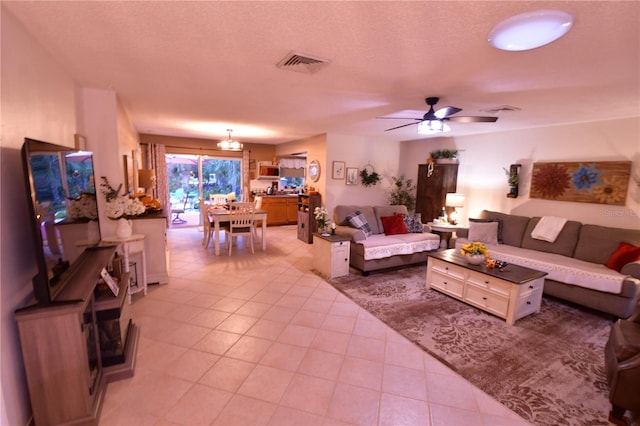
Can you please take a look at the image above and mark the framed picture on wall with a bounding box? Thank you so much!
[346,167,359,185]
[332,161,346,180]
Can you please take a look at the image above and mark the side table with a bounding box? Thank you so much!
[313,233,350,279]
[428,222,467,249]
[102,234,147,303]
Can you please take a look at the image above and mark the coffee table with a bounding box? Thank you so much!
[426,249,548,325]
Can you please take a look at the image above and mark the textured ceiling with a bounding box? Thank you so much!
[4,1,639,144]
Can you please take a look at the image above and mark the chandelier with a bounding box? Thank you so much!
[217,129,243,151]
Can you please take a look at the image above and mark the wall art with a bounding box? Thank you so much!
[530,161,631,205]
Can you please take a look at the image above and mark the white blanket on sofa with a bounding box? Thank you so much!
[359,234,441,260]
[531,216,567,243]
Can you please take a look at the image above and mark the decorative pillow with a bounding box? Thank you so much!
[467,221,499,245]
[606,242,640,272]
[346,210,373,237]
[403,213,424,233]
[469,218,503,243]
[380,214,408,235]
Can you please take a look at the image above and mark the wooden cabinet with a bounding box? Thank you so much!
[261,196,298,226]
[131,216,169,284]
[313,234,350,278]
[415,163,458,224]
[297,193,321,243]
[426,254,545,325]
[15,246,137,426]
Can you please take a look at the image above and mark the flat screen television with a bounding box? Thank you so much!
[21,138,101,305]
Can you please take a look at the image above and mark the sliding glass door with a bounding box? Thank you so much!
[166,154,242,223]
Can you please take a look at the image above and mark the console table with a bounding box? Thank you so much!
[426,249,547,325]
[102,234,147,303]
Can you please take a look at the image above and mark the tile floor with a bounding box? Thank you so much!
[99,225,529,425]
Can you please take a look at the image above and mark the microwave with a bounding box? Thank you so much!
[257,162,279,180]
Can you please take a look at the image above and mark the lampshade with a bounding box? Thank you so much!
[138,169,156,189]
[417,120,451,135]
[445,193,465,208]
[488,10,573,51]
[217,129,244,151]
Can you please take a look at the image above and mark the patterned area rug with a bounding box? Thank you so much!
[325,264,613,426]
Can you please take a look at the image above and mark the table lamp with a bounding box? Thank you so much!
[138,169,156,196]
[445,193,465,225]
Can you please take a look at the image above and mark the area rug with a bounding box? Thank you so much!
[324,265,613,426]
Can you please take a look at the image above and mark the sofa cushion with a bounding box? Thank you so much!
[521,217,581,257]
[334,205,379,234]
[403,213,424,233]
[469,218,503,243]
[478,210,530,247]
[574,225,640,264]
[346,210,373,237]
[467,221,499,245]
[607,242,640,272]
[380,214,408,235]
[373,205,408,236]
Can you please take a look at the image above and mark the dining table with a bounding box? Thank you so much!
[207,207,268,255]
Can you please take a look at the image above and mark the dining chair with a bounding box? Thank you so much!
[199,198,215,248]
[253,196,263,240]
[227,203,255,255]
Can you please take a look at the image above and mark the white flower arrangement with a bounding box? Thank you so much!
[101,176,146,220]
[66,193,98,220]
[314,206,329,229]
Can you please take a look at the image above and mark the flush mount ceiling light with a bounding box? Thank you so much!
[217,129,243,151]
[488,10,573,51]
[417,120,451,135]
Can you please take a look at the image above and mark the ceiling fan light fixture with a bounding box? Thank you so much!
[217,129,243,151]
[417,120,450,135]
[488,10,573,51]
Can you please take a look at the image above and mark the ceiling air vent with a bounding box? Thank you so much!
[481,105,521,114]
[276,51,331,74]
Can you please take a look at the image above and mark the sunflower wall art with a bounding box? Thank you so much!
[530,161,631,205]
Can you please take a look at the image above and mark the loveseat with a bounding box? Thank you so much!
[454,210,640,318]
[333,205,441,275]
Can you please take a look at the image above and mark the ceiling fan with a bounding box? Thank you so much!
[380,97,498,133]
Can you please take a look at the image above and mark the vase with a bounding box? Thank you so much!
[466,254,485,265]
[115,218,132,239]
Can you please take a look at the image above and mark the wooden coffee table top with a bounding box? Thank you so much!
[428,249,548,285]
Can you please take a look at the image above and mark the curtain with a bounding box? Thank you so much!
[147,143,170,225]
[243,149,250,201]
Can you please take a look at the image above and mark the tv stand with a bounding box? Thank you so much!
[15,246,138,426]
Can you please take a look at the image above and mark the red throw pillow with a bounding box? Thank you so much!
[380,214,408,235]
[606,242,640,272]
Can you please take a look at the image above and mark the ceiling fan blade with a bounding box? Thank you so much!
[376,117,422,120]
[446,115,498,123]
[434,106,462,119]
[384,121,421,131]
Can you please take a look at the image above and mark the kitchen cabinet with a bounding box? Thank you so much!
[260,196,298,226]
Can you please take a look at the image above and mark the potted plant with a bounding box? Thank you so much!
[389,175,416,211]
[429,149,459,164]
[360,168,381,187]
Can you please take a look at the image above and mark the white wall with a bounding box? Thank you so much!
[324,133,400,218]
[401,118,640,229]
[0,6,78,425]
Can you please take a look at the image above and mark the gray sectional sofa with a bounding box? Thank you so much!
[455,210,640,318]
[333,205,441,275]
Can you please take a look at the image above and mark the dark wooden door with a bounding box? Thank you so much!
[415,163,458,223]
